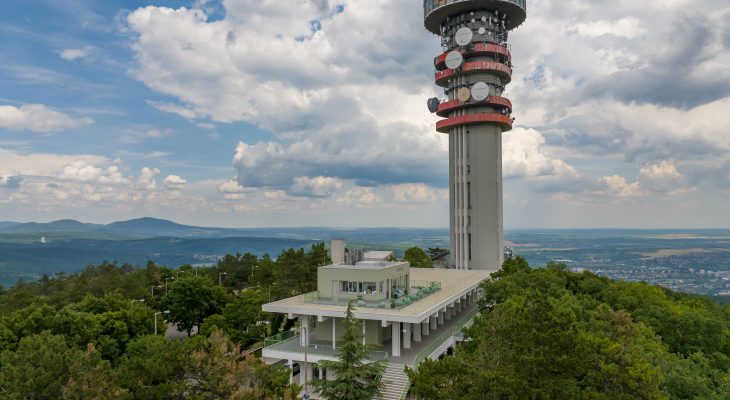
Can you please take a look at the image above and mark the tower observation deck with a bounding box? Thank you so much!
[424,0,526,270]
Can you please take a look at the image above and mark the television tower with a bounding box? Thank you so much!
[424,0,526,270]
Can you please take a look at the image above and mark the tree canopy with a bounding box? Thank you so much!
[408,257,730,399]
[403,246,433,268]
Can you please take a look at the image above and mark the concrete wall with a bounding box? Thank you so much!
[316,263,410,299]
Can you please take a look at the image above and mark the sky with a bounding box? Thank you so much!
[0,0,729,229]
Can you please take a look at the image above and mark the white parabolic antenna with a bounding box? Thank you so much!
[471,82,490,101]
[445,51,463,69]
[478,27,486,35]
[454,27,473,46]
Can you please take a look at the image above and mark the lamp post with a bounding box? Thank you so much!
[150,285,162,297]
[165,277,174,294]
[302,326,309,399]
[154,310,170,335]
[219,272,227,285]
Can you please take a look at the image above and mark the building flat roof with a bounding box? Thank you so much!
[363,251,394,260]
[262,268,493,324]
[319,260,405,270]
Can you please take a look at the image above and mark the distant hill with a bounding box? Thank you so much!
[0,222,19,230]
[0,236,317,286]
[103,217,227,237]
[1,219,102,234]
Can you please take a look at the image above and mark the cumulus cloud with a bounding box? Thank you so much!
[164,175,187,190]
[389,183,448,203]
[289,176,343,198]
[504,128,577,179]
[0,104,94,133]
[58,160,129,185]
[137,167,160,190]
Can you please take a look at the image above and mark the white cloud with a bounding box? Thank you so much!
[58,160,129,185]
[137,167,160,190]
[164,175,187,190]
[59,46,95,61]
[389,183,448,203]
[289,176,343,198]
[568,18,646,39]
[638,160,684,192]
[0,104,94,133]
[504,128,577,179]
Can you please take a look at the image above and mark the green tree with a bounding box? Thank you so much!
[117,335,187,399]
[403,246,433,268]
[311,302,386,400]
[0,331,78,399]
[426,247,449,261]
[184,329,299,399]
[62,344,130,400]
[160,275,228,336]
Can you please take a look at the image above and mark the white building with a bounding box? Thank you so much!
[261,241,493,398]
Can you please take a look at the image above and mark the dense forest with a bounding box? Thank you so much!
[408,257,730,399]
[0,244,328,399]
[2,246,729,399]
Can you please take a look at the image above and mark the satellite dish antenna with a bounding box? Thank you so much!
[427,97,440,113]
[454,27,473,46]
[444,51,463,69]
[471,82,489,101]
[471,18,476,23]
[478,27,486,35]
[457,87,471,102]
[481,16,487,22]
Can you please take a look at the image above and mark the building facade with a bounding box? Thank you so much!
[261,241,491,398]
[425,0,527,270]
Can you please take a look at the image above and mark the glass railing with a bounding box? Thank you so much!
[303,281,442,309]
[263,329,297,348]
[263,334,388,361]
[424,0,527,16]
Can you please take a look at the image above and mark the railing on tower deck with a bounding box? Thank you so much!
[302,281,442,309]
[410,306,481,368]
[263,329,297,348]
[262,330,389,361]
[424,0,527,16]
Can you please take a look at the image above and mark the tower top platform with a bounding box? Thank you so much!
[424,0,527,34]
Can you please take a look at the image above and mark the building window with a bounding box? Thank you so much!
[365,282,377,295]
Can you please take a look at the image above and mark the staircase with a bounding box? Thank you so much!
[377,363,410,400]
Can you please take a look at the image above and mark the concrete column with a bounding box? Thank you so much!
[455,299,462,313]
[332,317,337,349]
[362,320,366,345]
[403,323,411,349]
[438,310,445,325]
[391,322,401,357]
[288,359,294,384]
[445,306,452,321]
[430,314,437,330]
[422,320,430,336]
[413,322,422,342]
[300,315,310,346]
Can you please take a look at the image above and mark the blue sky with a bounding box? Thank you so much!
[1,0,729,228]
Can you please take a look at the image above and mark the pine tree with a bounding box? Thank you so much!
[310,302,387,400]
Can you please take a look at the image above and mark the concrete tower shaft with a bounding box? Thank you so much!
[424,0,526,270]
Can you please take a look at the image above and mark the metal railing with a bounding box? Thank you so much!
[410,307,481,368]
[424,0,527,16]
